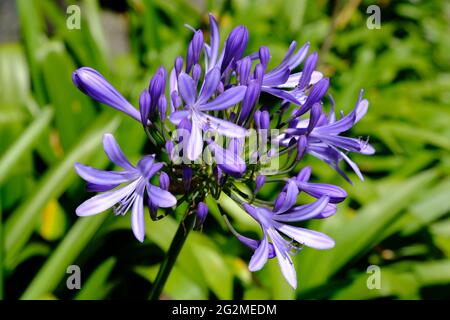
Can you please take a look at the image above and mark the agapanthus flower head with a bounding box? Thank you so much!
[72,13,374,289]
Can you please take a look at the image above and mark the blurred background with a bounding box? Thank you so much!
[0,0,449,300]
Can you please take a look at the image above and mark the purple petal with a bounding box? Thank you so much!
[266,228,297,289]
[168,110,189,126]
[238,79,261,125]
[316,204,337,219]
[287,42,310,70]
[103,134,135,171]
[298,52,318,90]
[72,67,141,122]
[192,64,202,84]
[186,30,204,73]
[237,56,252,85]
[175,56,183,75]
[259,46,270,70]
[147,185,177,208]
[335,147,365,181]
[298,78,329,116]
[296,135,308,161]
[195,202,209,228]
[272,196,330,222]
[307,103,323,133]
[199,86,247,111]
[223,216,276,258]
[169,69,179,112]
[187,115,204,160]
[139,90,151,125]
[178,73,197,106]
[274,222,335,250]
[313,134,366,153]
[135,155,152,174]
[74,163,133,185]
[208,141,246,176]
[199,113,248,138]
[255,175,266,193]
[131,184,145,242]
[261,87,302,105]
[159,172,170,190]
[208,13,220,70]
[263,67,291,87]
[274,180,299,214]
[249,234,269,271]
[197,67,221,105]
[221,26,249,73]
[298,182,347,203]
[76,179,140,216]
[272,41,297,72]
[355,98,369,123]
[276,72,302,88]
[296,166,312,182]
[182,166,192,191]
[86,182,119,193]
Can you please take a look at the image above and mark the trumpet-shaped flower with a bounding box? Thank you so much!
[75,134,176,242]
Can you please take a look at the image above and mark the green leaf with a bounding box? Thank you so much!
[75,257,116,300]
[4,114,120,270]
[298,170,438,292]
[0,108,53,185]
[136,265,207,300]
[21,212,108,299]
[39,41,96,150]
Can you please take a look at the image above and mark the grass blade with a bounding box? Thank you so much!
[0,108,53,185]
[21,213,108,299]
[4,114,120,269]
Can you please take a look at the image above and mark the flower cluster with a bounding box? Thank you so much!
[72,14,374,289]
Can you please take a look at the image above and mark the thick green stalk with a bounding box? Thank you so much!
[148,213,196,300]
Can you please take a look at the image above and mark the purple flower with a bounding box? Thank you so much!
[239,181,334,288]
[72,67,141,122]
[74,134,176,242]
[280,91,375,182]
[259,42,312,105]
[168,67,248,160]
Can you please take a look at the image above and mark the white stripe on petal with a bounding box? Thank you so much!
[76,179,140,216]
[273,222,335,250]
[199,113,248,138]
[187,116,204,160]
[266,228,297,289]
[131,184,145,242]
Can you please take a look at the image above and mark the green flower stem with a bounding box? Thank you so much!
[0,198,3,300]
[148,212,196,300]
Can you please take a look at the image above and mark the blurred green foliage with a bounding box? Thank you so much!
[0,0,449,300]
